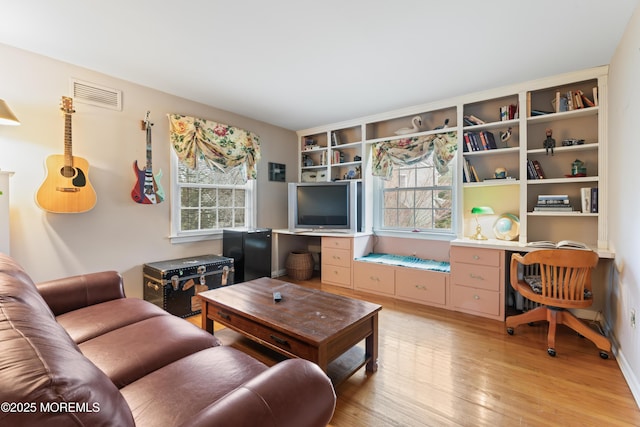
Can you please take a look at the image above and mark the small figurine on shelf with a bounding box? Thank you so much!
[433,118,450,130]
[500,127,512,147]
[543,128,555,155]
[394,116,422,135]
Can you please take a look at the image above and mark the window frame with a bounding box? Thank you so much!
[169,151,256,244]
[372,154,458,241]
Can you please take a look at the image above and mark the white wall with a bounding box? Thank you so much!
[0,43,297,298]
[607,5,640,405]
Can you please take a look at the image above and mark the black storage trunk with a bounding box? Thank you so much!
[143,254,234,318]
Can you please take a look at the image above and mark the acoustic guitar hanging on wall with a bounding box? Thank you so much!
[131,111,164,204]
[36,96,97,213]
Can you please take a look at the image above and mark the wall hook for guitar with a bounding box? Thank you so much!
[36,96,97,213]
[132,111,164,204]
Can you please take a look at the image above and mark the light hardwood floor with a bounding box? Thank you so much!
[191,274,640,426]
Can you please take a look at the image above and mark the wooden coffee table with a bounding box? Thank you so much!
[199,277,382,384]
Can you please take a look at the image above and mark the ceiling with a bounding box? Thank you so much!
[0,1,637,131]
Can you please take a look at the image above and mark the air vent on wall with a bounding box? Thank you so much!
[70,78,122,111]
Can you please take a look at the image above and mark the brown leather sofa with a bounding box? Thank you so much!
[0,254,336,427]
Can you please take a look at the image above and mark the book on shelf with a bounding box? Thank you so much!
[532,160,545,179]
[531,109,553,116]
[463,115,485,126]
[591,187,598,213]
[526,240,590,250]
[581,187,591,213]
[527,159,546,179]
[470,164,480,182]
[533,205,575,212]
[577,90,596,108]
[463,159,471,182]
[537,194,569,204]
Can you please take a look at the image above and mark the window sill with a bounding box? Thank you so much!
[372,228,457,241]
[169,231,222,244]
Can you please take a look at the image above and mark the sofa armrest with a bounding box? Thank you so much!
[181,359,336,427]
[36,271,126,316]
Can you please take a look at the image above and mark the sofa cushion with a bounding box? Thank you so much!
[121,346,268,427]
[79,314,220,388]
[56,297,168,343]
[0,255,135,427]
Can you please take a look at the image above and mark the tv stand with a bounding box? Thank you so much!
[273,229,373,289]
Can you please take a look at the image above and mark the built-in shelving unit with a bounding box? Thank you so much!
[296,66,609,251]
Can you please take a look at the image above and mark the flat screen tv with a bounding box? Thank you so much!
[288,181,360,233]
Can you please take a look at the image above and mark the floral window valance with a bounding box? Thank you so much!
[372,132,458,180]
[168,114,261,181]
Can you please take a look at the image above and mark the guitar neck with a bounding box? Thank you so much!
[146,125,153,170]
[64,110,73,167]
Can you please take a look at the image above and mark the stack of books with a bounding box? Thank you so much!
[533,195,574,212]
[527,159,545,179]
[463,131,498,152]
[580,187,599,213]
[500,104,518,121]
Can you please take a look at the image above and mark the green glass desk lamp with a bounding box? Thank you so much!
[470,206,494,240]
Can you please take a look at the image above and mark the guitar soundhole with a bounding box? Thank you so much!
[61,166,76,178]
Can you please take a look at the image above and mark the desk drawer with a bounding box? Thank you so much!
[321,264,351,287]
[451,284,501,317]
[353,262,395,295]
[395,268,447,305]
[451,263,501,292]
[451,246,501,267]
[323,247,351,268]
[209,306,315,360]
[322,237,351,251]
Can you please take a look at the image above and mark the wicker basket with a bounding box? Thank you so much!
[285,251,314,281]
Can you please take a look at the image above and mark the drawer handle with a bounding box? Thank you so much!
[469,273,485,281]
[217,311,231,321]
[369,276,380,282]
[270,334,291,348]
[415,284,426,290]
[333,255,341,260]
[146,281,159,291]
[473,255,480,260]
[474,295,480,300]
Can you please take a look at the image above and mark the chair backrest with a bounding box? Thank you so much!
[511,249,599,302]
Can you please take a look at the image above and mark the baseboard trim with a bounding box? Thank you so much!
[605,320,640,409]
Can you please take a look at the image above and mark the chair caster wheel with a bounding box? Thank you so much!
[599,351,609,359]
[547,348,556,357]
[506,328,514,335]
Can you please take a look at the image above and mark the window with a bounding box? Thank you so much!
[170,153,255,242]
[375,154,455,237]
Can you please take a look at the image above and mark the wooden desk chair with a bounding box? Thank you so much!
[506,249,611,358]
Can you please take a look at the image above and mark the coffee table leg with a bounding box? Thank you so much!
[202,302,214,333]
[366,313,379,372]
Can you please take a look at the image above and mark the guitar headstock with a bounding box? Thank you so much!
[60,96,75,115]
[142,110,154,130]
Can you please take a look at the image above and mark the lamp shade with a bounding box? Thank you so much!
[0,99,20,126]
[471,206,494,215]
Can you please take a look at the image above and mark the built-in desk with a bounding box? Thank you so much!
[273,229,373,289]
[451,238,614,320]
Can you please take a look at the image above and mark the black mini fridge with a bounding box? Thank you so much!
[223,228,272,283]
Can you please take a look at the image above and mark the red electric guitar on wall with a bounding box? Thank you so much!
[36,96,97,213]
[132,111,164,204]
